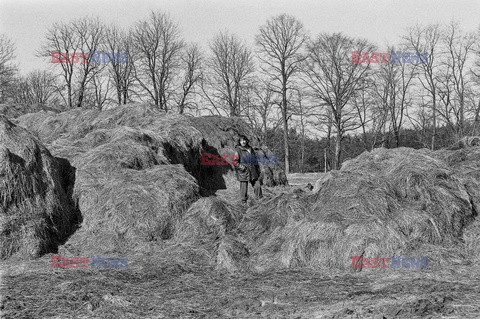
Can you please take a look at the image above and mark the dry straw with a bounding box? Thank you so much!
[11,104,286,258]
[9,102,478,273]
[0,115,79,259]
[239,147,479,272]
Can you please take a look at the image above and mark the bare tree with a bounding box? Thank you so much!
[303,33,375,169]
[73,17,106,108]
[403,24,442,150]
[9,76,28,104]
[290,86,315,173]
[440,21,477,139]
[352,76,377,150]
[471,27,480,135]
[406,95,433,148]
[372,46,417,147]
[104,25,134,105]
[204,32,254,117]
[40,22,81,108]
[256,14,307,174]
[239,77,279,146]
[131,11,185,110]
[177,43,202,114]
[26,70,58,105]
[0,34,17,102]
[252,80,278,144]
[84,72,112,109]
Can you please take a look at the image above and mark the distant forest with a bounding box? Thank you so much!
[1,11,479,173]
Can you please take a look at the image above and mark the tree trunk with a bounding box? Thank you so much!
[263,115,267,145]
[76,85,85,108]
[335,128,342,170]
[67,84,72,108]
[394,128,400,147]
[431,93,436,150]
[301,129,305,173]
[117,85,122,104]
[123,83,128,104]
[282,66,290,174]
[459,94,464,138]
[282,107,290,174]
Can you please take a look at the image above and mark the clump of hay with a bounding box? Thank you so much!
[254,148,288,187]
[61,165,200,255]
[448,136,480,150]
[215,234,250,272]
[433,146,480,215]
[240,147,477,272]
[0,103,59,120]
[14,103,163,145]
[462,217,480,264]
[175,197,242,241]
[174,197,249,272]
[0,116,79,259]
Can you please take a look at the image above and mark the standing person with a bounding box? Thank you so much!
[234,135,263,204]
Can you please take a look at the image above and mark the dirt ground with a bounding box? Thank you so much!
[2,253,480,318]
[2,173,480,319]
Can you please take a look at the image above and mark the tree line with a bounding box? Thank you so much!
[0,11,479,172]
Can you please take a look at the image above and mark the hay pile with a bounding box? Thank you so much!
[12,104,286,257]
[15,105,203,255]
[432,145,480,265]
[4,98,480,276]
[8,99,479,272]
[0,115,79,259]
[173,142,480,273]
[234,147,478,271]
[0,103,59,120]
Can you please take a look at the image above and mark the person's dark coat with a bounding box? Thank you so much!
[235,145,261,182]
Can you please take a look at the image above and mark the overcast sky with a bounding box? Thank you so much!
[1,0,479,74]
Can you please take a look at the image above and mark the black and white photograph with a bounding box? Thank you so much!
[1,0,480,317]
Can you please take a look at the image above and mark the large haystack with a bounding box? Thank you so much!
[16,106,203,255]
[0,116,79,259]
[238,147,477,271]
[13,104,286,256]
